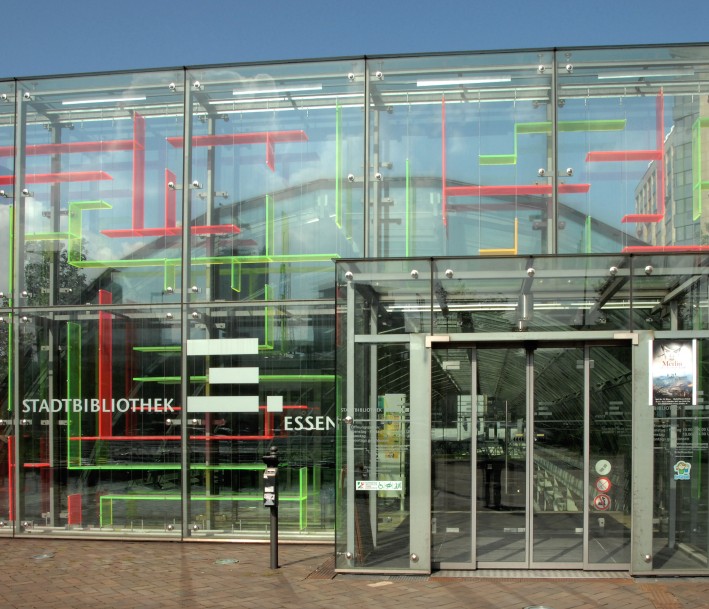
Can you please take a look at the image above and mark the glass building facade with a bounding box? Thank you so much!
[1,44,709,574]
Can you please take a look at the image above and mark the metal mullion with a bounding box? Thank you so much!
[345,279,356,566]
[470,345,478,567]
[368,289,378,549]
[201,114,216,532]
[583,344,591,567]
[409,334,432,573]
[526,348,534,566]
[46,119,62,527]
[550,51,558,255]
[12,84,27,535]
[179,70,193,540]
[363,63,372,258]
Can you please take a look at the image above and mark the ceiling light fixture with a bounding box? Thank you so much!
[416,76,512,87]
[210,92,362,106]
[232,84,322,96]
[62,96,146,106]
[597,69,694,80]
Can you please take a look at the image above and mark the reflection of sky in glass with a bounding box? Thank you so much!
[0,103,11,296]
[0,50,705,300]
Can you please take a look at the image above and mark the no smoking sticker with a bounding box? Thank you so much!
[594,494,611,511]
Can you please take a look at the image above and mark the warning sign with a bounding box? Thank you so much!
[356,480,403,491]
[595,477,612,493]
[593,494,611,511]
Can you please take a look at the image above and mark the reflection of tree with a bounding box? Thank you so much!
[0,320,8,406]
[24,245,88,306]
[10,245,91,404]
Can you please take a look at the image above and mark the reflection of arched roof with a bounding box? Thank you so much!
[85,175,644,298]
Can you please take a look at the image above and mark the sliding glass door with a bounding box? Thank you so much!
[431,342,632,569]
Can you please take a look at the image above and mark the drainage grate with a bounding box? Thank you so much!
[307,556,336,580]
[385,575,429,581]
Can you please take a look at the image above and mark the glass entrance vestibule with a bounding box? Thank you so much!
[335,254,709,575]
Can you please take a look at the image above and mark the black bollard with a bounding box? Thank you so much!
[262,446,280,569]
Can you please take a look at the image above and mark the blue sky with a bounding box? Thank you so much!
[2,0,708,78]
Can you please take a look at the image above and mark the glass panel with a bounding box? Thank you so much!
[589,344,632,565]
[368,51,553,258]
[339,259,433,336]
[185,302,336,538]
[0,80,13,301]
[342,252,709,337]
[652,338,708,570]
[431,347,472,564]
[0,80,13,534]
[557,45,709,255]
[15,306,182,536]
[532,346,584,564]
[0,314,9,533]
[631,254,709,331]
[16,70,185,306]
[336,342,411,570]
[476,347,527,563]
[432,255,633,334]
[185,60,365,304]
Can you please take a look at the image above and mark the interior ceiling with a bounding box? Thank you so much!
[431,340,632,410]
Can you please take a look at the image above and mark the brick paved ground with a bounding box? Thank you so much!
[1,538,709,609]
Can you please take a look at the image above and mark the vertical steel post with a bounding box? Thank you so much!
[631,331,654,573]
[345,277,356,564]
[12,82,27,534]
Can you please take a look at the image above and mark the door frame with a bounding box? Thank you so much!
[341,330,638,575]
[341,333,432,575]
[429,335,633,571]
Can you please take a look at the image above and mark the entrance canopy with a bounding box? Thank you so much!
[338,253,708,405]
[337,253,709,339]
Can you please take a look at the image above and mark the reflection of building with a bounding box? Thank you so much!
[1,44,709,578]
[635,97,709,247]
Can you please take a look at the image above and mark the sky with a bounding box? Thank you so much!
[2,0,709,78]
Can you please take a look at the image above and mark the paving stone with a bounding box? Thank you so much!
[0,538,706,608]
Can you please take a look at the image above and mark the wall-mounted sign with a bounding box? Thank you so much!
[652,340,696,407]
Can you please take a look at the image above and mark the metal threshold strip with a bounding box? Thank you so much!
[432,569,631,579]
